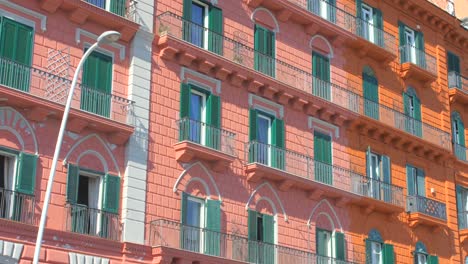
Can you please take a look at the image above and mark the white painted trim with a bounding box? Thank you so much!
[181,67,221,94]
[316,212,335,231]
[245,181,288,222]
[251,7,280,33]
[63,134,120,176]
[249,94,284,118]
[0,239,24,263]
[0,107,38,154]
[173,161,223,203]
[75,28,125,60]
[307,199,342,232]
[309,35,334,59]
[308,116,339,138]
[0,0,47,31]
[69,252,110,264]
[76,149,109,172]
[185,177,211,198]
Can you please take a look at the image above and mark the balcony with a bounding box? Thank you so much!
[406,195,447,229]
[399,45,437,86]
[174,118,236,171]
[149,219,358,264]
[244,141,404,213]
[458,211,468,243]
[454,143,467,162]
[39,0,139,42]
[156,13,451,158]
[0,188,35,225]
[448,72,468,106]
[65,203,121,241]
[0,57,134,144]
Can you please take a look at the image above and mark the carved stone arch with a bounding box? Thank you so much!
[415,241,428,254]
[0,107,38,153]
[251,7,280,33]
[245,181,288,221]
[309,34,334,59]
[367,228,383,242]
[63,133,120,175]
[173,161,222,202]
[406,86,419,98]
[308,199,342,232]
[363,65,377,80]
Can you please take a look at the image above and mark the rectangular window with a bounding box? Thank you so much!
[361,5,374,42]
[183,196,204,252]
[73,172,102,236]
[447,52,461,88]
[247,210,275,264]
[403,91,422,137]
[81,50,112,118]
[254,24,275,77]
[190,1,208,48]
[189,89,207,144]
[312,52,331,100]
[314,131,332,185]
[257,114,272,166]
[406,165,425,196]
[371,242,383,264]
[366,148,392,202]
[399,23,425,67]
[316,229,332,262]
[0,17,33,92]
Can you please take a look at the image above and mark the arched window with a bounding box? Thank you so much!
[365,229,394,264]
[363,66,379,120]
[310,35,333,101]
[403,87,422,137]
[413,241,438,264]
[452,111,466,160]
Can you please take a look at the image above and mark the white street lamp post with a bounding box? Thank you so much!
[32,30,121,264]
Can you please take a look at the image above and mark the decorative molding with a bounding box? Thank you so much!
[250,7,280,33]
[0,0,47,31]
[69,252,110,264]
[0,107,38,154]
[173,161,223,202]
[249,94,284,118]
[245,181,288,222]
[308,116,339,138]
[309,35,334,59]
[0,239,24,263]
[307,199,343,232]
[75,28,125,60]
[180,67,221,94]
[76,149,109,172]
[185,177,212,197]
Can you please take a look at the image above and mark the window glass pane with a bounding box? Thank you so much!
[256,215,263,241]
[186,199,201,227]
[77,175,89,206]
[371,242,382,264]
[257,116,270,144]
[191,3,204,25]
[190,2,205,47]
[417,254,427,264]
[189,93,203,121]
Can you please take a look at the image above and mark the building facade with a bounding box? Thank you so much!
[0,0,466,263]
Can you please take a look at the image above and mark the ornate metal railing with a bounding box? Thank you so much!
[156,12,451,151]
[0,56,134,125]
[65,203,121,241]
[454,143,467,162]
[448,71,468,92]
[149,219,358,263]
[399,44,437,75]
[406,195,447,221]
[0,188,35,225]
[355,17,397,55]
[350,174,405,207]
[84,0,138,21]
[176,118,236,156]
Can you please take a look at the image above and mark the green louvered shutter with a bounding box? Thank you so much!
[456,186,465,228]
[403,92,413,134]
[406,165,415,196]
[428,255,439,264]
[382,155,391,202]
[413,95,422,137]
[335,232,345,260]
[266,28,275,77]
[356,0,362,18]
[66,164,79,203]
[110,0,126,16]
[254,25,265,74]
[382,244,394,264]
[328,0,336,23]
[208,6,223,55]
[365,239,372,264]
[415,31,426,68]
[205,199,221,256]
[398,22,406,64]
[366,147,371,179]
[249,109,258,163]
[262,214,275,263]
[458,118,466,146]
[206,94,221,150]
[248,209,258,263]
[180,192,188,249]
[254,25,275,77]
[373,8,384,47]
[182,0,192,41]
[312,52,331,100]
[179,83,191,141]
[15,152,37,195]
[363,71,379,120]
[448,52,461,88]
[272,118,285,170]
[102,174,120,214]
[416,168,425,196]
[314,132,332,185]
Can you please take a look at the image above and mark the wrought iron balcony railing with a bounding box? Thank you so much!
[65,203,121,241]
[458,211,468,230]
[0,56,134,125]
[454,143,467,162]
[176,118,236,156]
[245,141,404,207]
[84,0,138,21]
[399,44,437,75]
[448,71,468,92]
[406,195,447,221]
[156,12,451,151]
[149,219,358,263]
[355,18,397,55]
[0,188,35,225]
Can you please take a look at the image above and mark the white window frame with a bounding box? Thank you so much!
[361,4,374,42]
[371,241,383,264]
[0,152,18,219]
[258,114,272,166]
[77,170,103,236]
[192,0,210,49]
[186,195,205,252]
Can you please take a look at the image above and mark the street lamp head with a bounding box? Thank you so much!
[97,31,121,45]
